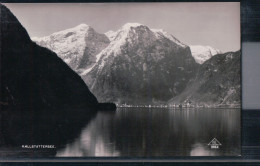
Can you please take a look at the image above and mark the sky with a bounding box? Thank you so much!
[4,3,240,52]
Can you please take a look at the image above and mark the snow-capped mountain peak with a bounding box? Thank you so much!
[76,23,90,28]
[151,28,187,48]
[95,23,193,76]
[95,23,155,71]
[189,45,222,64]
[32,23,92,40]
[105,23,146,42]
[122,22,143,29]
[32,23,110,71]
[83,23,198,104]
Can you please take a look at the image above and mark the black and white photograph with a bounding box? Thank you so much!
[0,2,241,157]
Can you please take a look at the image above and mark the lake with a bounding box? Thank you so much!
[56,108,241,157]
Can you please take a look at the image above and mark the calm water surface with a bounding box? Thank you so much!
[56,108,241,157]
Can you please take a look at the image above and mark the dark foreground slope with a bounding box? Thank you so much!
[0,5,101,148]
[170,51,241,107]
[0,4,98,110]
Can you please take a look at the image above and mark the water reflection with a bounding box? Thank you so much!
[57,112,120,157]
[190,143,218,156]
[0,107,97,157]
[57,108,241,157]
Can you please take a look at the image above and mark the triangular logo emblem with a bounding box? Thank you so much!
[208,138,222,148]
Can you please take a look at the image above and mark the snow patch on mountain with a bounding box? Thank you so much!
[189,45,222,64]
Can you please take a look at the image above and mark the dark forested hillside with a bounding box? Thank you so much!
[170,51,241,107]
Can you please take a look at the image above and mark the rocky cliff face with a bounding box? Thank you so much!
[82,23,198,104]
[0,4,98,110]
[170,51,241,107]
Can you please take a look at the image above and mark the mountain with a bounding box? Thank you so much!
[169,51,241,107]
[82,23,199,104]
[0,4,98,110]
[190,45,222,64]
[30,21,239,107]
[32,24,110,73]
